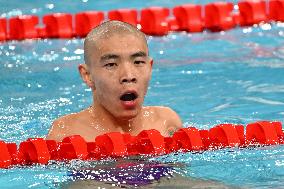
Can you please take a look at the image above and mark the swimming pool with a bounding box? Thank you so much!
[1,0,284,188]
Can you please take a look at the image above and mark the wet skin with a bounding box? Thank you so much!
[47,33,182,142]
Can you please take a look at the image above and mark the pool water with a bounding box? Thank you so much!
[1,0,284,188]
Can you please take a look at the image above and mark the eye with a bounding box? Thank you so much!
[134,60,146,66]
[104,63,117,69]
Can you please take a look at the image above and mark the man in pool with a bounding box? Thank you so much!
[46,20,182,142]
[47,20,235,189]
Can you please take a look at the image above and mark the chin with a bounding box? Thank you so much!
[117,110,139,121]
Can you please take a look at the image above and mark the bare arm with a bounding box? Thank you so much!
[46,118,68,142]
[165,107,183,135]
[156,106,182,136]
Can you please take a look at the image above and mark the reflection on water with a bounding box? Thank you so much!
[67,157,175,187]
[61,157,236,189]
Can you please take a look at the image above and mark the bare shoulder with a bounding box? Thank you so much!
[46,111,82,141]
[146,106,183,135]
[155,106,182,125]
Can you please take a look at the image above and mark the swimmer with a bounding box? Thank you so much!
[47,20,238,189]
[46,20,182,142]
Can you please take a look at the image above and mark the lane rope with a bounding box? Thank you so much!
[0,0,283,41]
[0,120,283,168]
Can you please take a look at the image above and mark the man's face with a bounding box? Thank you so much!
[88,33,152,120]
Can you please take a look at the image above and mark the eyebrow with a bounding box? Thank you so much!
[100,54,119,61]
[100,51,147,62]
[130,51,147,58]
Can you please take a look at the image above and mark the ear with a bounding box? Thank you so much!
[78,64,95,89]
[150,58,154,68]
[149,58,153,79]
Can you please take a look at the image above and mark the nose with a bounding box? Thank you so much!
[119,64,137,84]
[121,77,137,84]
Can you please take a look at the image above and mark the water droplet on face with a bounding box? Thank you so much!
[143,110,150,117]
[163,120,167,126]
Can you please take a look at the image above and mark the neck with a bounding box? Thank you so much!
[90,101,142,133]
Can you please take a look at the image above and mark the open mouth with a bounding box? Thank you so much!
[120,92,138,101]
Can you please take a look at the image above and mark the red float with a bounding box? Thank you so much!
[232,12,241,26]
[238,0,268,26]
[36,27,47,38]
[271,121,284,144]
[167,18,180,31]
[246,121,279,145]
[122,133,138,155]
[199,130,211,150]
[6,143,17,165]
[173,127,204,151]
[95,132,128,157]
[140,7,170,36]
[46,140,59,160]
[209,124,242,148]
[0,141,12,168]
[205,2,236,32]
[58,135,88,160]
[235,125,245,146]
[108,9,138,26]
[43,13,73,38]
[269,0,284,22]
[75,11,104,38]
[0,18,7,41]
[164,137,180,153]
[136,129,166,155]
[173,4,203,32]
[27,138,50,164]
[87,142,101,159]
[18,138,50,165]
[9,15,39,40]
